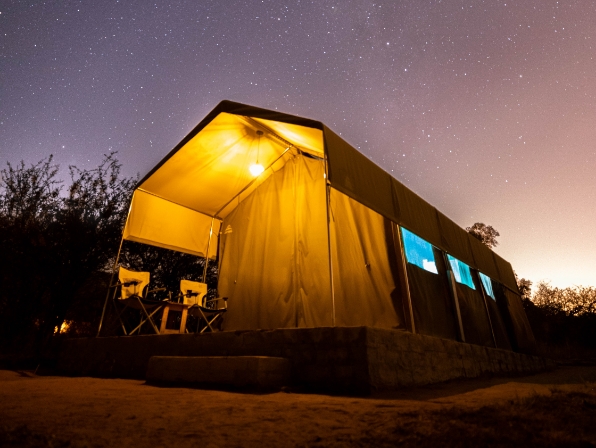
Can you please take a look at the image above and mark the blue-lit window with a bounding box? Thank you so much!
[401,227,438,274]
[447,255,476,290]
[479,273,495,300]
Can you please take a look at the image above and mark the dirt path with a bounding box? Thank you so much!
[1,367,595,447]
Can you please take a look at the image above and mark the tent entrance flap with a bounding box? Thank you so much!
[123,189,220,258]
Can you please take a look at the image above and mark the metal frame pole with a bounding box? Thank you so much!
[477,271,498,348]
[324,158,336,327]
[97,233,125,337]
[394,224,416,334]
[443,252,466,343]
[97,193,135,337]
[202,217,215,283]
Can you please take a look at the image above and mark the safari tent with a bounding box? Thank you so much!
[117,100,536,354]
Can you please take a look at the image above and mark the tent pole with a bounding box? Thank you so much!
[97,233,125,337]
[97,193,135,337]
[478,272,498,348]
[443,252,466,343]
[202,217,215,283]
[324,165,336,327]
[394,224,416,334]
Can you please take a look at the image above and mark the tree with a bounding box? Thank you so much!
[0,157,62,351]
[466,222,500,249]
[514,271,533,301]
[0,154,136,355]
[532,282,596,317]
[522,281,596,351]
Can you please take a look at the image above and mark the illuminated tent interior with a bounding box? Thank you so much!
[120,100,536,353]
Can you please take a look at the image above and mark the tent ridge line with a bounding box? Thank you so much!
[213,145,295,217]
[239,115,305,154]
[136,188,221,222]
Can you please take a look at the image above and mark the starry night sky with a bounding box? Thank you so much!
[1,0,595,288]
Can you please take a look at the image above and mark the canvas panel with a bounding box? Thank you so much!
[392,179,442,246]
[455,276,494,347]
[436,211,475,266]
[218,155,332,330]
[493,252,519,292]
[484,294,513,350]
[468,234,500,280]
[123,190,220,258]
[251,117,324,156]
[329,189,404,329]
[406,248,459,341]
[323,126,397,222]
[139,112,299,218]
[500,287,538,354]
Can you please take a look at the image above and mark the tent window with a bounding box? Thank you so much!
[401,227,438,274]
[447,254,476,290]
[479,272,495,300]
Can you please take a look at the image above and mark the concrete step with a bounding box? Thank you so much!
[146,356,290,389]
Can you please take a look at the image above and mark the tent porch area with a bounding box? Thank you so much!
[58,327,554,394]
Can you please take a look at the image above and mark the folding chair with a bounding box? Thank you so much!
[180,279,227,333]
[113,267,166,335]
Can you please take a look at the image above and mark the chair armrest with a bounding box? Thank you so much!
[205,297,227,304]
[147,287,166,294]
[205,297,228,309]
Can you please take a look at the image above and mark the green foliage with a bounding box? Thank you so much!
[466,222,500,249]
[532,281,596,317]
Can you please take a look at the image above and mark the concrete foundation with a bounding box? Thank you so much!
[146,356,290,389]
[57,327,555,394]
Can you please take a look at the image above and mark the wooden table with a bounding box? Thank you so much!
[159,302,190,334]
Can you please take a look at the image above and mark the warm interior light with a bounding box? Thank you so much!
[249,163,265,177]
[249,129,265,177]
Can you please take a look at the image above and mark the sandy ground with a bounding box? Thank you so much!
[1,366,595,447]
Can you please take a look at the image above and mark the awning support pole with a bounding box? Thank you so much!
[97,195,136,337]
[97,233,125,337]
[203,217,215,283]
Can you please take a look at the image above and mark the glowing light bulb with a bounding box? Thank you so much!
[249,163,264,177]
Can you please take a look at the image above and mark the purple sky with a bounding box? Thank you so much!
[1,0,594,288]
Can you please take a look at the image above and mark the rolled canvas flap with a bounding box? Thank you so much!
[123,190,220,259]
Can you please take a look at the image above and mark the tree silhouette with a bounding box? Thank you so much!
[524,281,596,351]
[466,222,500,249]
[0,154,135,355]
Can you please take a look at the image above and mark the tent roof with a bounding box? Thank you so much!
[138,100,324,188]
[132,100,519,292]
[137,101,324,219]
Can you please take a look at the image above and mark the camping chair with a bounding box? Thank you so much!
[180,279,227,333]
[113,267,166,335]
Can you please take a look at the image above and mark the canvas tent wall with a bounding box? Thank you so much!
[119,100,536,353]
